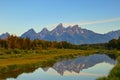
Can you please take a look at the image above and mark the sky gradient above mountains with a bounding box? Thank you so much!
[0,0,120,35]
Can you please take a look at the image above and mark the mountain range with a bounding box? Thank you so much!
[0,32,10,39]
[0,23,120,44]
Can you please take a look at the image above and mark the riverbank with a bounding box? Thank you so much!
[97,50,120,80]
[0,48,120,79]
[0,49,97,79]
[0,49,97,67]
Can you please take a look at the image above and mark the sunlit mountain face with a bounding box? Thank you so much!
[1,23,120,44]
[20,23,120,44]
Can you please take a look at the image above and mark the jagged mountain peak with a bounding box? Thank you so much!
[67,25,72,28]
[12,23,120,44]
[27,28,36,33]
[55,23,65,31]
[107,29,120,34]
[56,23,64,28]
[38,28,50,39]
[51,23,65,36]
[41,28,49,32]
[71,24,82,30]
[106,29,120,39]
[2,32,10,36]
[21,28,37,40]
[72,24,79,28]
[53,23,65,31]
[1,23,120,44]
[0,32,10,39]
[66,24,83,34]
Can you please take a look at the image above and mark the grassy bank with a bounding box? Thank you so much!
[0,49,97,67]
[97,50,120,80]
[0,48,119,79]
[0,49,97,79]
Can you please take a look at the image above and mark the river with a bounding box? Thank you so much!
[6,54,117,80]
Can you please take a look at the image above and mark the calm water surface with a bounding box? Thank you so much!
[6,54,117,80]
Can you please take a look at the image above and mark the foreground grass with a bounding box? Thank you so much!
[0,48,120,79]
[0,48,97,79]
[0,49,97,67]
[97,50,120,80]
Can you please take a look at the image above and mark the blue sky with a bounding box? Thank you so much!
[0,0,120,36]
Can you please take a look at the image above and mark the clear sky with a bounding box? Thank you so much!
[0,0,120,36]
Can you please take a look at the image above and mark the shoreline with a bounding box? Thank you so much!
[0,49,119,80]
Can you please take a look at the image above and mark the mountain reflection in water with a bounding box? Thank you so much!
[7,54,117,80]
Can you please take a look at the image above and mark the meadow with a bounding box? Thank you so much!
[0,48,120,79]
[0,36,120,79]
[0,49,97,79]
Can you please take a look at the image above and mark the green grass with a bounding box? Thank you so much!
[0,48,120,80]
[97,50,120,80]
[0,49,97,79]
[0,49,97,67]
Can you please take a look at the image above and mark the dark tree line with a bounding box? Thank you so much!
[0,35,76,50]
[107,37,120,50]
[0,35,108,50]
